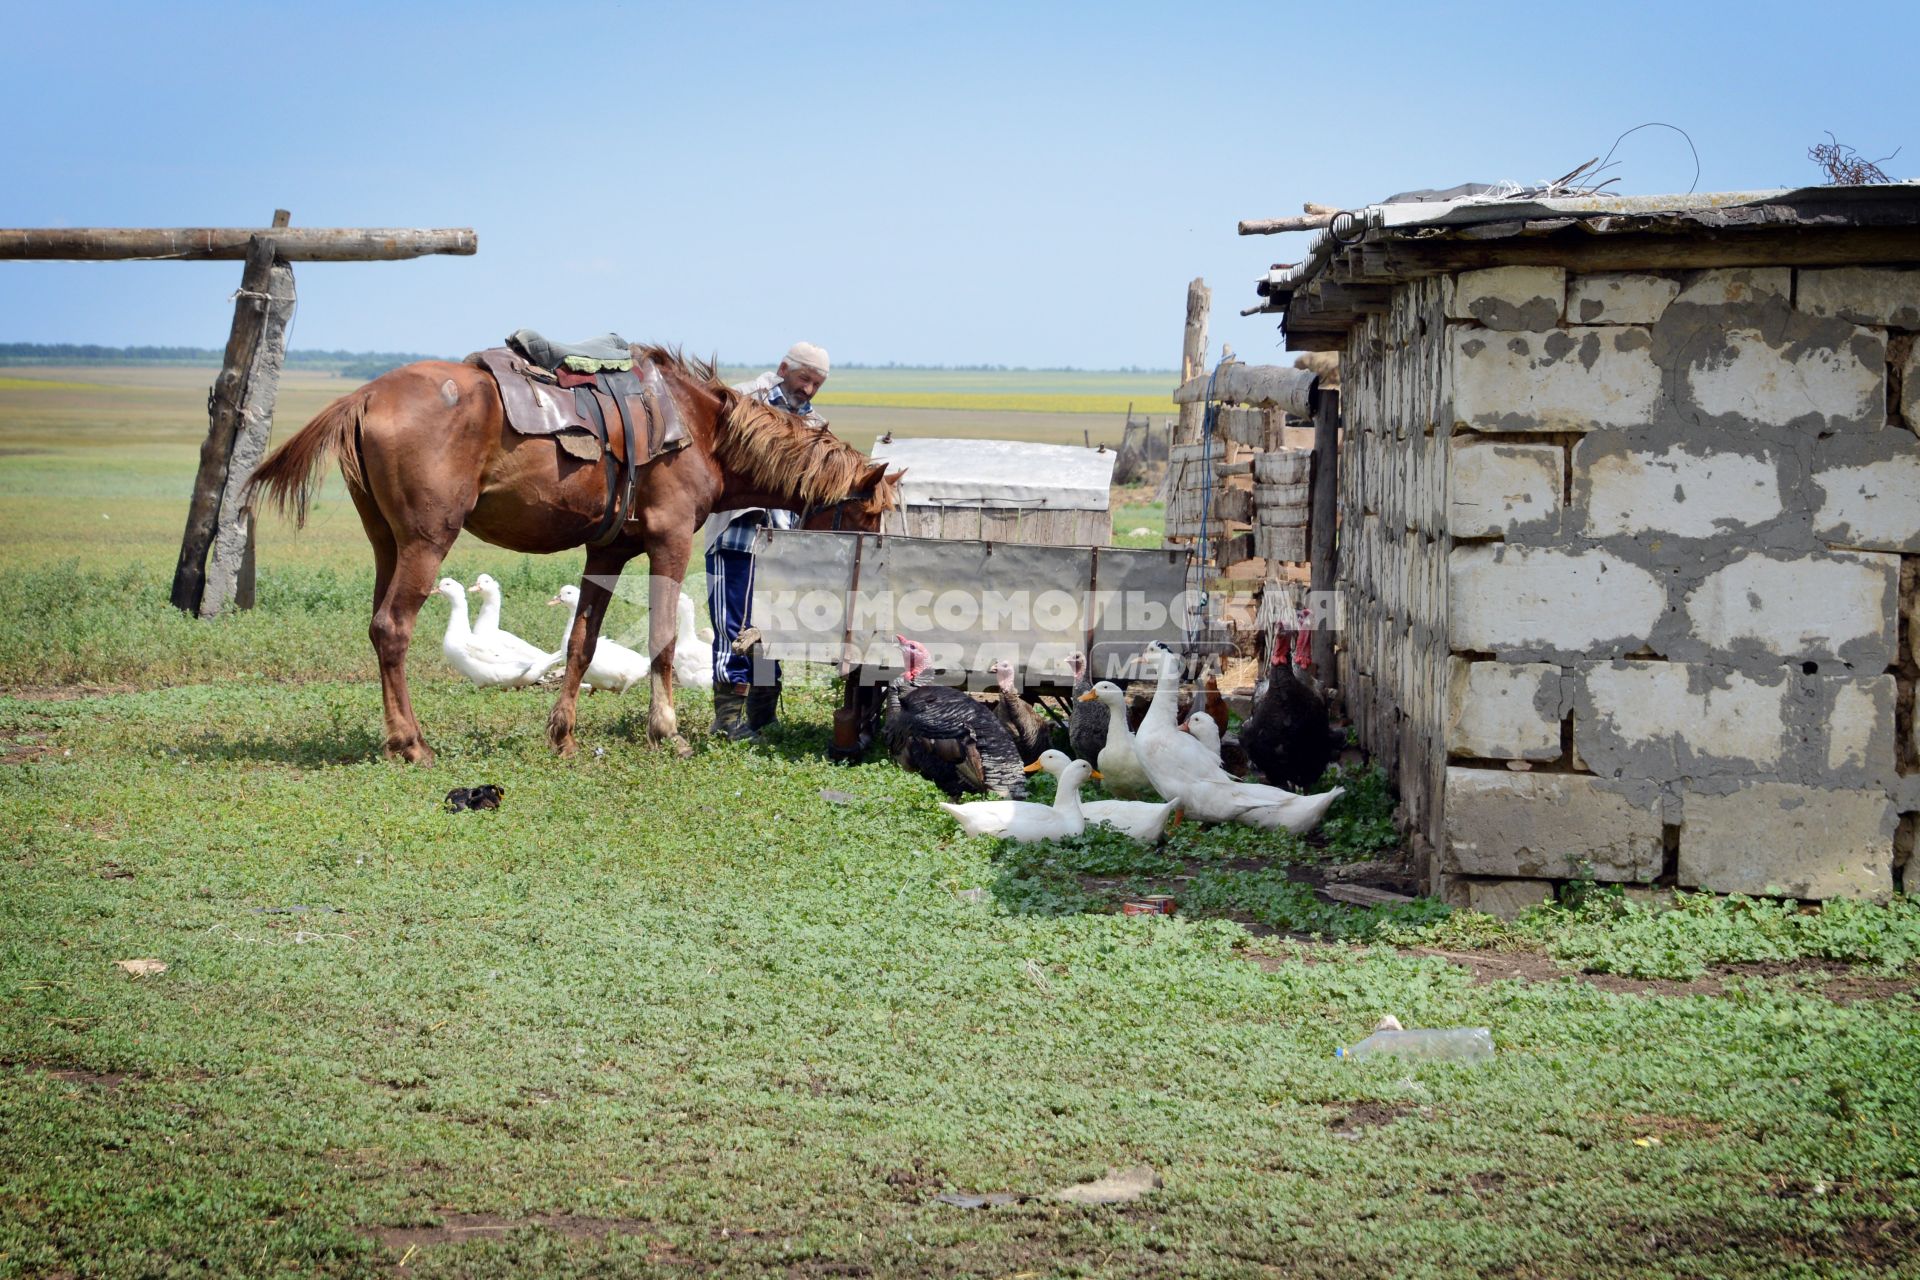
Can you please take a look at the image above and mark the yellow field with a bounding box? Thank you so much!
[816,390,1177,416]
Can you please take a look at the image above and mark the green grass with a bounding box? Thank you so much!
[5,370,1920,1277]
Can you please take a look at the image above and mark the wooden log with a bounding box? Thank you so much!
[1238,213,1335,236]
[1257,525,1309,562]
[1309,391,1341,677]
[172,233,282,614]
[1174,363,1318,416]
[1252,451,1312,484]
[0,225,477,261]
[1175,278,1210,446]
[201,252,296,617]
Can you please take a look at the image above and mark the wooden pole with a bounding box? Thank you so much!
[1308,390,1341,678]
[0,226,476,261]
[204,219,297,617]
[1174,278,1209,446]
[171,211,298,616]
[1237,213,1336,236]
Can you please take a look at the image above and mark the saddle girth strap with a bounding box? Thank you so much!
[590,373,643,548]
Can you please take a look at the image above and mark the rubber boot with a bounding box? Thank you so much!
[745,682,782,735]
[711,683,754,741]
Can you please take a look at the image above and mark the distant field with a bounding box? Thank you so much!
[0,365,1165,578]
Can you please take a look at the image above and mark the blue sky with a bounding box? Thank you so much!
[4,0,1914,369]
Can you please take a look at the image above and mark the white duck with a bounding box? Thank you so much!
[434,578,561,688]
[1077,681,1156,800]
[940,756,1093,842]
[673,590,714,690]
[468,573,560,673]
[547,584,651,694]
[1134,641,1344,833]
[1031,749,1177,843]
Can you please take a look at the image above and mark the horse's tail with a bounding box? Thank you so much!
[246,389,368,527]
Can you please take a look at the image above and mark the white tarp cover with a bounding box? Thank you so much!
[868,437,1115,511]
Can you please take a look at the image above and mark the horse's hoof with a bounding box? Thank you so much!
[554,737,578,758]
[387,739,435,766]
[665,734,693,759]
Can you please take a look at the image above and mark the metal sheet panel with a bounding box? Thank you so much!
[748,530,1191,688]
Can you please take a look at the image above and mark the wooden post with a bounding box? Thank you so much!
[171,211,297,616]
[1174,278,1209,446]
[1309,390,1341,678]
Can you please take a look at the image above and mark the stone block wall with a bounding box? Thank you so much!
[1337,263,1919,911]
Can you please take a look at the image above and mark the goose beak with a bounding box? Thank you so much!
[1023,760,1044,774]
[1076,690,1098,702]
[1090,770,1103,781]
[546,595,563,606]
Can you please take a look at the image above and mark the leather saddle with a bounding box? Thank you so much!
[467,337,690,548]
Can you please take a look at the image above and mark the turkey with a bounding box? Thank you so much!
[1065,651,1110,766]
[884,636,1027,799]
[987,659,1049,764]
[1239,609,1339,792]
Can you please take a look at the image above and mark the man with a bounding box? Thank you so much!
[704,341,831,741]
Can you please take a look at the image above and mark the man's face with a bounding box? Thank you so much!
[777,361,826,403]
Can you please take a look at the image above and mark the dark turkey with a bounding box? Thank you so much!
[884,637,1028,799]
[1239,626,1337,792]
[1066,651,1110,766]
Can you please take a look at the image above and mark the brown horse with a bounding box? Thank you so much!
[247,347,899,763]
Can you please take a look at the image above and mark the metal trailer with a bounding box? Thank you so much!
[742,528,1195,759]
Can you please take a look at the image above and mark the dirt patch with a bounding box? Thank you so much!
[5,1061,138,1090]
[1,683,137,702]
[365,1212,657,1252]
[1,732,55,765]
[1250,944,1917,1002]
[1324,1100,1417,1134]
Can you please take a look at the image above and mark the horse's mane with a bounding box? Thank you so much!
[637,345,899,512]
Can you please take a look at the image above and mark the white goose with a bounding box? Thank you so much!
[468,573,560,673]
[434,578,561,688]
[1077,681,1155,799]
[547,584,651,694]
[1031,749,1177,842]
[673,590,714,690]
[1134,641,1344,833]
[940,756,1093,842]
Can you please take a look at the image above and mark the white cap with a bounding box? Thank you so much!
[783,341,829,375]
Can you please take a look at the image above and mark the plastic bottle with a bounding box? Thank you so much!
[1337,1027,1494,1063]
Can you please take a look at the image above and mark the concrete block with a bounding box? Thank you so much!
[1448,545,1667,658]
[1568,272,1680,325]
[1448,266,1567,331]
[1678,782,1896,902]
[1682,549,1898,668]
[1576,661,1789,777]
[1673,267,1791,308]
[1812,433,1920,553]
[1905,340,1919,434]
[1452,326,1659,432]
[1448,439,1563,537]
[1685,324,1885,432]
[1797,267,1920,329]
[1576,436,1783,539]
[1462,877,1556,920]
[1826,675,1897,779]
[1443,767,1663,882]
[1446,659,1563,760]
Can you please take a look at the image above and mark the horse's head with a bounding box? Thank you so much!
[797,462,905,533]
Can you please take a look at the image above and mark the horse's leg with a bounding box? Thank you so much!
[370,536,455,764]
[347,483,416,760]
[646,531,693,754]
[547,546,632,757]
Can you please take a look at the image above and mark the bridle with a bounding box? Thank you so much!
[798,483,883,532]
